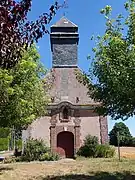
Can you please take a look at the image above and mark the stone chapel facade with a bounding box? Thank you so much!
[23,17,108,158]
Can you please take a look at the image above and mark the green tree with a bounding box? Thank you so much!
[0,0,64,69]
[0,45,50,128]
[109,122,132,146]
[87,0,135,120]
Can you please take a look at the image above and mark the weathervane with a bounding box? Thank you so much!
[62,0,68,17]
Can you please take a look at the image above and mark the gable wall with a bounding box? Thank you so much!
[48,68,94,104]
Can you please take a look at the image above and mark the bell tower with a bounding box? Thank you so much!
[50,17,79,67]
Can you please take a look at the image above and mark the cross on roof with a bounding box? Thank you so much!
[62,0,68,17]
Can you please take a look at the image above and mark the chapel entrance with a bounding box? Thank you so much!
[57,131,74,158]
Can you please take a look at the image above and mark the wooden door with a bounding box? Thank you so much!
[57,131,74,158]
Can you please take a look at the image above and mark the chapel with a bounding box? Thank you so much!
[22,17,108,158]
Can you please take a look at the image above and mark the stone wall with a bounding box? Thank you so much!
[22,110,108,147]
[80,116,101,145]
[28,116,50,146]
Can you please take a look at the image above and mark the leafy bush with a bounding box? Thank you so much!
[4,139,59,163]
[39,152,59,161]
[77,135,115,158]
[15,155,29,162]
[77,135,98,157]
[84,135,98,146]
[4,156,16,164]
[0,128,10,138]
[0,138,8,151]
[22,139,50,162]
[77,145,90,157]
[3,139,60,163]
[95,145,115,158]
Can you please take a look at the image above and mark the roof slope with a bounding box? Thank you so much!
[45,67,96,105]
[51,17,78,28]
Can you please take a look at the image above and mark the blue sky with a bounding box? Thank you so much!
[28,0,135,136]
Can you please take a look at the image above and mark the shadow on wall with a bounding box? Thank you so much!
[40,171,135,180]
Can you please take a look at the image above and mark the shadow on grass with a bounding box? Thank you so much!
[0,166,13,175]
[41,171,135,180]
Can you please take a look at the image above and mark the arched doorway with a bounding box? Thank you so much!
[57,131,74,158]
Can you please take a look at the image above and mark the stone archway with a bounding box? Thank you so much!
[57,131,74,158]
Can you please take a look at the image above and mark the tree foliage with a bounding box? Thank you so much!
[87,0,135,120]
[109,122,132,146]
[0,45,49,128]
[0,0,66,69]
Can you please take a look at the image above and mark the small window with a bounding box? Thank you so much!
[63,107,69,119]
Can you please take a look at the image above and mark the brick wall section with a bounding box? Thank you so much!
[99,116,108,144]
[50,126,56,152]
[74,119,81,152]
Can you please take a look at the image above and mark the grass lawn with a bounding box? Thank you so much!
[0,158,135,180]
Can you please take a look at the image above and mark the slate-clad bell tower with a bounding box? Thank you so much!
[50,17,79,67]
